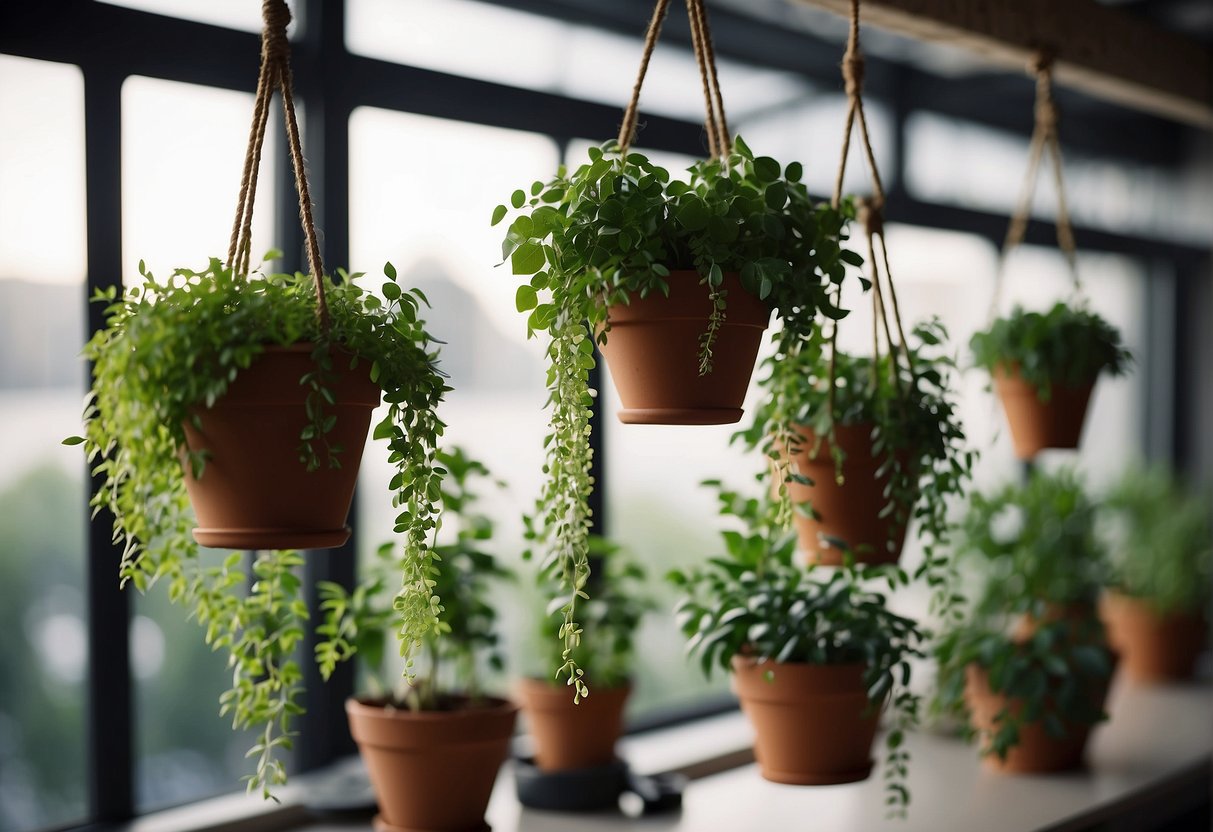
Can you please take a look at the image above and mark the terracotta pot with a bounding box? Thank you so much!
[1100,590,1208,682]
[786,423,910,566]
[992,364,1094,459]
[182,344,380,550]
[731,657,879,785]
[963,663,1110,774]
[597,270,770,425]
[516,678,631,772]
[1013,601,1102,643]
[346,696,517,832]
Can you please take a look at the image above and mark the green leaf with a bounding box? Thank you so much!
[754,156,781,183]
[510,189,526,209]
[491,204,508,226]
[511,242,545,275]
[515,284,539,312]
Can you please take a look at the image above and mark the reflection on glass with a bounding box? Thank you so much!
[0,54,88,832]
[97,0,297,35]
[346,0,809,124]
[905,112,1211,245]
[121,76,276,811]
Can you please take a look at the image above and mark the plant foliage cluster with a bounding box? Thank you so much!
[71,256,447,797]
[498,137,857,694]
[1101,465,1213,613]
[934,468,1114,760]
[668,483,925,815]
[970,302,1131,397]
[317,447,512,711]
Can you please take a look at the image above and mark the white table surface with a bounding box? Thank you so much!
[484,677,1211,832]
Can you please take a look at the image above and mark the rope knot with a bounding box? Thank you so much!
[261,0,292,63]
[1028,47,1055,78]
[857,196,883,236]
[842,49,865,98]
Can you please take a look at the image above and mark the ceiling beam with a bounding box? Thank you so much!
[795,0,1213,129]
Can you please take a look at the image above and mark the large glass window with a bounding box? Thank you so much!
[121,76,277,810]
[0,54,88,832]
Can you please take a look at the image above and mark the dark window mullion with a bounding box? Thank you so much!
[291,0,359,773]
[83,62,134,823]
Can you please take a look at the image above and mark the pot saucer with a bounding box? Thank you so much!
[372,815,489,832]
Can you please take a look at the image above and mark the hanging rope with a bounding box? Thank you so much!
[226,0,330,331]
[618,0,732,160]
[988,49,1082,320]
[827,0,910,420]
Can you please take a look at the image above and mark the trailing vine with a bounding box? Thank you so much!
[70,257,447,796]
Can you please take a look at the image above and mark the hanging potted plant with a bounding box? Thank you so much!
[67,1,448,799]
[318,447,516,832]
[496,2,854,694]
[731,3,972,578]
[668,484,924,817]
[976,52,1132,460]
[496,136,852,427]
[1099,465,1212,682]
[970,302,1131,459]
[933,468,1116,773]
[740,317,973,576]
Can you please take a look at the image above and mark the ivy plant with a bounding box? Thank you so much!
[738,318,974,619]
[667,483,925,817]
[498,137,855,694]
[932,467,1114,760]
[535,536,654,691]
[970,301,1131,399]
[316,446,512,710]
[1101,465,1213,614]
[68,254,447,797]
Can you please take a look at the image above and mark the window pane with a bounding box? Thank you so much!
[121,76,277,810]
[0,54,88,832]
[348,107,556,687]
[906,111,1212,245]
[346,0,808,124]
[122,76,277,285]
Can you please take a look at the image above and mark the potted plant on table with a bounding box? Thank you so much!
[970,302,1131,459]
[668,483,924,816]
[499,138,856,694]
[934,468,1116,773]
[518,536,652,772]
[1099,465,1212,682]
[739,318,973,580]
[318,447,516,832]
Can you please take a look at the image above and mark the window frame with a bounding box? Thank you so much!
[0,0,1207,827]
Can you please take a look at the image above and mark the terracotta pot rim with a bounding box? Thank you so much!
[517,677,632,691]
[345,695,518,722]
[731,656,867,673]
[992,363,1097,390]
